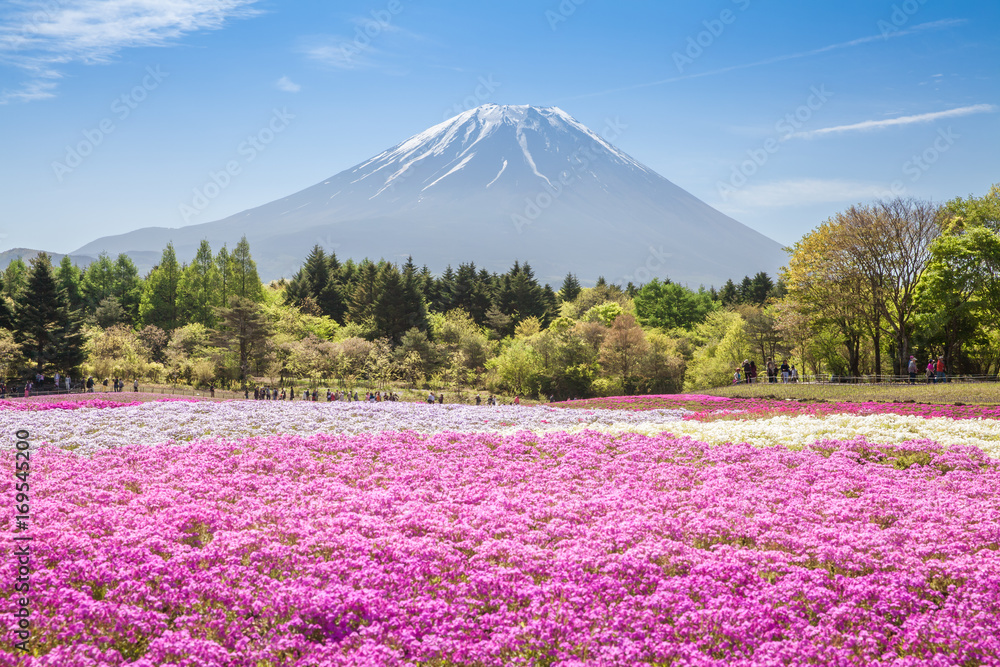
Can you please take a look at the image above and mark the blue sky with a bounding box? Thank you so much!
[2,0,998,259]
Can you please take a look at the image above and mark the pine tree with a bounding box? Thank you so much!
[348,260,380,325]
[14,253,82,374]
[215,245,232,308]
[373,263,410,344]
[213,297,270,389]
[303,245,329,296]
[0,272,12,330]
[178,240,220,326]
[719,279,739,306]
[434,265,457,313]
[113,253,142,324]
[3,258,28,301]
[56,255,86,314]
[231,236,263,302]
[749,272,774,305]
[559,272,582,302]
[139,243,181,331]
[82,252,116,312]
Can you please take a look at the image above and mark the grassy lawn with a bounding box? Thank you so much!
[704,380,1000,404]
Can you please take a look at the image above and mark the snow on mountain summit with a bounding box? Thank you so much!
[353,104,652,198]
[74,104,785,287]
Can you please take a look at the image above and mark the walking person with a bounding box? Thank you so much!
[936,355,947,383]
[780,359,790,383]
[926,360,935,384]
[907,356,917,384]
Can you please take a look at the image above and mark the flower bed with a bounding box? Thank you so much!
[558,394,1000,420]
[4,431,998,665]
[0,401,691,455]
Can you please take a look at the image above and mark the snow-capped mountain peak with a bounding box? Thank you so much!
[74,104,785,287]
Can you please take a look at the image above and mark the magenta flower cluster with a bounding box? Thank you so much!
[4,430,999,665]
[0,396,201,412]
[559,394,1000,421]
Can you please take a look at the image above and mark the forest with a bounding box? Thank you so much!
[3,183,997,397]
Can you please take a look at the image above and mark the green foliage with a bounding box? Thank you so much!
[13,253,84,374]
[582,302,623,327]
[486,339,542,396]
[85,324,153,380]
[633,279,717,330]
[140,244,181,331]
[559,272,582,302]
[178,240,220,327]
[683,310,750,391]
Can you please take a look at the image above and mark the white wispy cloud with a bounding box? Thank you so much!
[302,40,377,70]
[0,0,262,103]
[566,19,965,101]
[299,15,423,72]
[275,75,300,93]
[791,104,997,138]
[716,179,893,210]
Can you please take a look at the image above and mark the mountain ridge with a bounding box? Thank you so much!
[72,104,786,286]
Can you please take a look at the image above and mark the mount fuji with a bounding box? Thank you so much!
[73,104,786,287]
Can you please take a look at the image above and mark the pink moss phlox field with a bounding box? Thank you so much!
[558,394,1000,420]
[3,431,999,666]
[0,396,201,412]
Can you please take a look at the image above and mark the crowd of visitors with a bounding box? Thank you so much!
[734,358,799,384]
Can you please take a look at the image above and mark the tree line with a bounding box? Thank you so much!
[4,183,996,396]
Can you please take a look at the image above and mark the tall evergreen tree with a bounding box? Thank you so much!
[13,253,82,374]
[3,258,28,302]
[302,245,329,295]
[496,262,550,326]
[452,262,491,323]
[82,252,116,311]
[749,271,774,305]
[719,279,739,306]
[0,272,12,330]
[348,259,380,325]
[373,263,410,344]
[215,245,232,308]
[213,297,270,389]
[178,240,219,326]
[139,243,181,331]
[317,279,347,323]
[559,272,582,302]
[113,253,142,324]
[56,255,86,314]
[231,236,263,302]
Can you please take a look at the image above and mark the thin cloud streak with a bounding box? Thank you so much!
[792,104,997,138]
[0,0,262,103]
[564,19,966,102]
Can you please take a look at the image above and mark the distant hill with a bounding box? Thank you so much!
[74,104,786,287]
[0,248,96,271]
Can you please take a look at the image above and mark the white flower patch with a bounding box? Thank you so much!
[0,401,691,455]
[648,413,1000,458]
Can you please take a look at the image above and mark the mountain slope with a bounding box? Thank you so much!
[74,104,786,286]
